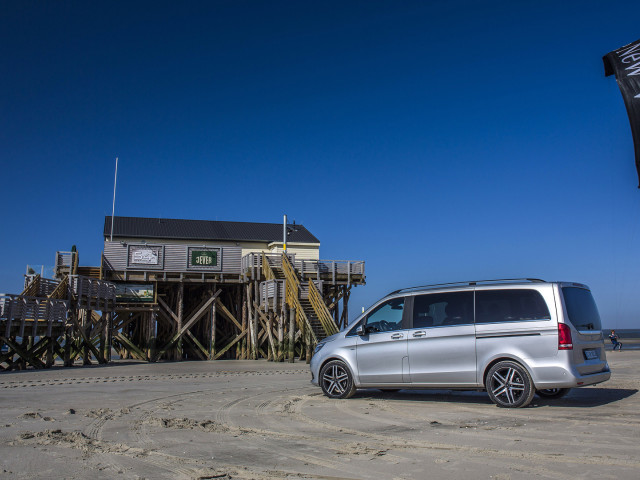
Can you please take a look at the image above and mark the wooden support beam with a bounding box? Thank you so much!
[69,311,105,364]
[152,290,221,361]
[113,312,142,333]
[0,336,45,369]
[277,312,284,362]
[157,296,179,323]
[252,301,276,360]
[185,331,208,360]
[215,298,242,330]
[209,300,217,359]
[176,283,184,360]
[213,329,247,360]
[241,290,247,359]
[113,332,147,360]
[52,339,66,362]
[288,305,295,363]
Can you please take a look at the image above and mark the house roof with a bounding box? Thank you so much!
[103,216,320,244]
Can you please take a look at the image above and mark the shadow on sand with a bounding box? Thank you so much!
[0,359,148,377]
[354,387,638,408]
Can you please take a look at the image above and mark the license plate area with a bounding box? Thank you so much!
[584,349,598,360]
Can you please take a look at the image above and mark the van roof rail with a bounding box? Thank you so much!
[386,278,547,297]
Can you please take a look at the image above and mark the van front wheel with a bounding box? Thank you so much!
[320,360,357,399]
[486,361,536,408]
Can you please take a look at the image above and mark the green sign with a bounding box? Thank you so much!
[191,250,217,267]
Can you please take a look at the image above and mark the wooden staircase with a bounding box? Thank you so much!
[266,253,338,342]
[298,297,325,340]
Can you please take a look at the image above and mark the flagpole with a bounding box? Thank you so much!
[110,157,118,242]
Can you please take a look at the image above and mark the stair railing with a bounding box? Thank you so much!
[281,253,317,343]
[262,252,276,281]
[21,275,41,297]
[48,276,69,300]
[308,280,338,336]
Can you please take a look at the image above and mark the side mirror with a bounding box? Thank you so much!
[356,325,367,336]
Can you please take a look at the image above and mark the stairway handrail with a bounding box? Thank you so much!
[282,253,317,344]
[262,252,276,281]
[308,280,338,336]
[21,275,41,297]
[47,276,69,300]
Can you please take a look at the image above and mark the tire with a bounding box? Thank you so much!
[320,360,357,399]
[486,361,536,408]
[537,388,570,399]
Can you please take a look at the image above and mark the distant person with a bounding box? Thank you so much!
[609,330,623,351]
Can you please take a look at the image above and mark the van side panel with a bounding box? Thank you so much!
[475,285,559,385]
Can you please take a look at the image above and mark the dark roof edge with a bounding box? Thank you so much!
[103,216,321,244]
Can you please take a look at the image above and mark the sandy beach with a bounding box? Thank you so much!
[0,351,638,480]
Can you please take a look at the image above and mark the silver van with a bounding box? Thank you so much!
[310,279,611,408]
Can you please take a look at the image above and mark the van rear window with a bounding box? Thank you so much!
[561,287,602,331]
[475,289,551,323]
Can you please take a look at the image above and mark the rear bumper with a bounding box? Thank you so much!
[533,365,611,389]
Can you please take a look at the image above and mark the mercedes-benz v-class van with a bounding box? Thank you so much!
[310,279,610,407]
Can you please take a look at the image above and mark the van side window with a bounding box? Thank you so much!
[413,291,473,328]
[475,289,550,324]
[365,297,405,333]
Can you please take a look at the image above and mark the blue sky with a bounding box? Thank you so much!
[1,1,640,328]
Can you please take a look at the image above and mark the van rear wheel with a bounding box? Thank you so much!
[486,361,536,408]
[537,388,570,399]
[320,360,357,399]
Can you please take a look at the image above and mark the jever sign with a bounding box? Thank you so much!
[187,247,221,271]
[191,250,217,266]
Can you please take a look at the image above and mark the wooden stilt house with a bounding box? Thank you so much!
[101,216,365,362]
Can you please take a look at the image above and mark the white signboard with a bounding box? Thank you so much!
[128,245,163,268]
[132,248,158,265]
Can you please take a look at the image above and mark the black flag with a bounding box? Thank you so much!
[604,39,640,187]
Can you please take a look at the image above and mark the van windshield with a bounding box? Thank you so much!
[562,287,602,331]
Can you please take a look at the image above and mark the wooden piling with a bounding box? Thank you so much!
[241,287,247,359]
[210,298,217,360]
[176,283,184,361]
[277,311,284,362]
[288,305,295,363]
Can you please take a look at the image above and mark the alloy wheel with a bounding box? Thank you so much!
[319,360,356,399]
[486,361,535,408]
[322,364,349,396]
[491,366,526,405]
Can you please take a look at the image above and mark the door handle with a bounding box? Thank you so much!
[412,331,426,338]
[390,333,404,339]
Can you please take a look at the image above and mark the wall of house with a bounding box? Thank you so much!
[103,238,320,273]
[103,239,242,274]
[267,244,320,260]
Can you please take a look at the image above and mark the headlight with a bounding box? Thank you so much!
[314,343,325,355]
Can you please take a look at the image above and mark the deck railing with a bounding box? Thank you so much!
[22,275,61,297]
[242,252,297,279]
[0,294,69,337]
[259,279,286,311]
[242,253,364,284]
[68,275,116,309]
[55,251,78,278]
[296,259,365,284]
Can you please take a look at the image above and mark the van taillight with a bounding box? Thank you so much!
[558,323,573,350]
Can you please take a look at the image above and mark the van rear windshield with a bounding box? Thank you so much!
[561,287,602,331]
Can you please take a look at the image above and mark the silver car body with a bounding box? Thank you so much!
[311,280,610,393]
